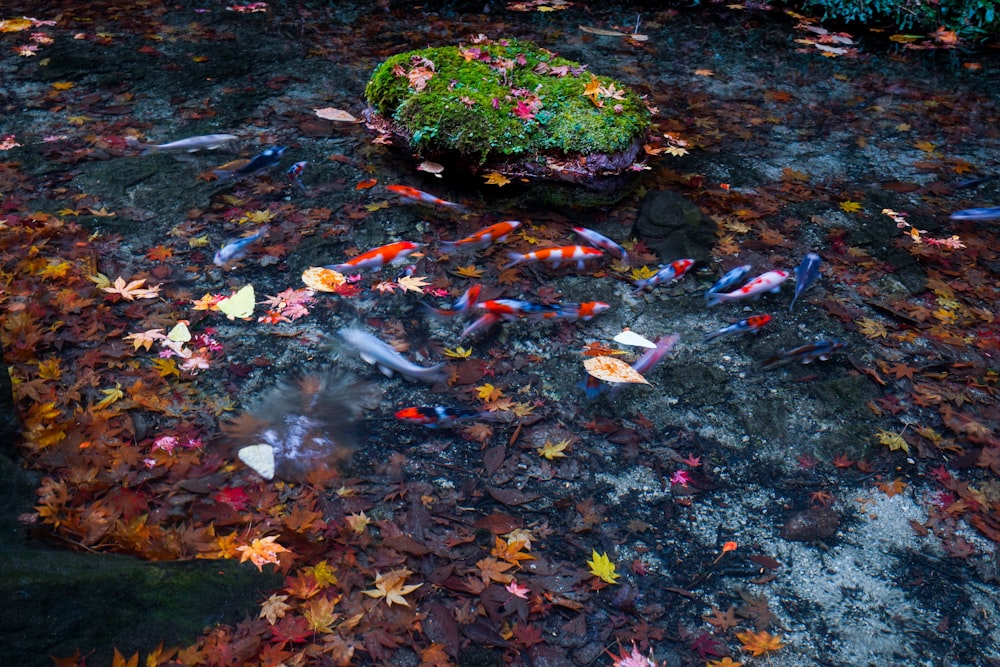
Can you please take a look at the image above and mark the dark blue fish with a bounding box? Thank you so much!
[704,314,771,342]
[949,206,1000,221]
[214,145,287,180]
[952,175,996,190]
[762,339,844,370]
[789,252,822,312]
[705,264,752,303]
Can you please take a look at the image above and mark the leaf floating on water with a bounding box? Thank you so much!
[167,321,191,343]
[314,107,362,122]
[301,266,346,292]
[238,444,275,479]
[217,285,255,319]
[583,356,650,384]
[613,329,657,348]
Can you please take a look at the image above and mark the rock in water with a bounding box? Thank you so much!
[780,507,841,542]
[221,369,379,483]
[363,37,651,191]
[632,190,718,263]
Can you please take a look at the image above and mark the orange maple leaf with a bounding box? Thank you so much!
[236,535,291,571]
[736,629,785,656]
[362,568,423,607]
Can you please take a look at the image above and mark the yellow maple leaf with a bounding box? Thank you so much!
[94,383,124,410]
[511,402,535,418]
[629,266,658,281]
[303,594,339,634]
[443,346,473,359]
[365,200,390,212]
[537,438,570,460]
[236,535,291,571]
[875,428,909,453]
[482,171,511,186]
[345,511,370,534]
[51,81,75,90]
[707,659,743,667]
[476,383,503,401]
[151,358,180,378]
[857,318,888,339]
[67,115,92,125]
[736,630,784,656]
[582,74,602,106]
[304,560,338,588]
[37,358,62,381]
[362,568,423,607]
[88,272,111,289]
[586,549,620,584]
[839,200,863,213]
[914,140,938,153]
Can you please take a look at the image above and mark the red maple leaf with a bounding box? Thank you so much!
[512,100,534,121]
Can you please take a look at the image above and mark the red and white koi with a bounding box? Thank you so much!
[286,160,307,191]
[573,226,628,263]
[461,299,610,338]
[503,245,604,270]
[440,220,520,252]
[395,405,494,428]
[323,241,423,273]
[632,258,695,293]
[387,184,468,212]
[704,314,771,342]
[706,269,789,307]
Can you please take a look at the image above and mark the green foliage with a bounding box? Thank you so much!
[363,39,650,163]
[795,0,1000,38]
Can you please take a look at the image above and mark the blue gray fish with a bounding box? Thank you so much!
[214,145,287,181]
[949,206,1000,221]
[705,264,752,304]
[762,338,844,370]
[789,253,822,311]
[214,225,269,267]
[336,327,447,384]
[136,133,238,155]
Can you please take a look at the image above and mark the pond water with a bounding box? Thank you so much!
[1,2,999,666]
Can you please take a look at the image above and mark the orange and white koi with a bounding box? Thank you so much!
[440,220,521,252]
[573,226,628,263]
[387,184,468,212]
[632,258,695,293]
[706,269,789,307]
[424,284,482,317]
[503,245,604,270]
[323,241,423,273]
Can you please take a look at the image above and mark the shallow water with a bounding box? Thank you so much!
[1,2,999,666]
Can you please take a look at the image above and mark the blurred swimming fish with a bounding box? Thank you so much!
[135,133,237,155]
[213,225,269,267]
[789,253,821,312]
[440,220,520,252]
[949,206,1000,221]
[704,314,771,342]
[632,258,694,293]
[324,241,422,273]
[762,338,844,369]
[425,284,482,317]
[573,226,628,263]
[706,270,789,307]
[387,184,468,212]
[395,405,494,428]
[213,145,286,180]
[503,245,604,270]
[705,264,752,303]
[336,327,447,383]
[286,160,307,191]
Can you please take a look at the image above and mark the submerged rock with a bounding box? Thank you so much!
[363,37,651,191]
[632,190,718,263]
[781,506,841,542]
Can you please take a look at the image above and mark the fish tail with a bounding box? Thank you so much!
[422,301,459,318]
[438,240,459,254]
[502,252,524,270]
[705,292,727,307]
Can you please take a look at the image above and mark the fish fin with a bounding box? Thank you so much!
[502,253,524,270]
[705,293,726,307]
[377,364,395,378]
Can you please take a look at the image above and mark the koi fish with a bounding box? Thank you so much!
[213,145,286,180]
[461,300,610,338]
[704,314,771,342]
[632,258,695,293]
[573,226,628,263]
[287,161,307,191]
[762,338,844,370]
[335,327,447,383]
[213,225,269,266]
[395,405,494,428]
[135,133,238,155]
[387,184,468,212]
[705,264,752,303]
[324,241,423,273]
[949,206,1000,221]
[424,284,481,317]
[440,220,520,252]
[789,253,821,312]
[706,269,789,307]
[503,245,604,270]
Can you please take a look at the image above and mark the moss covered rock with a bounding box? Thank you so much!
[364,37,651,189]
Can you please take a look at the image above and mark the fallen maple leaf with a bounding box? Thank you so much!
[102,276,161,301]
[583,356,649,385]
[237,535,291,571]
[736,629,784,656]
[362,568,423,607]
[586,549,620,584]
[537,438,570,460]
[396,274,430,293]
[259,594,292,625]
[482,171,511,186]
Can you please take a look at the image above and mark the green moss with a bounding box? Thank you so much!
[364,38,650,163]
